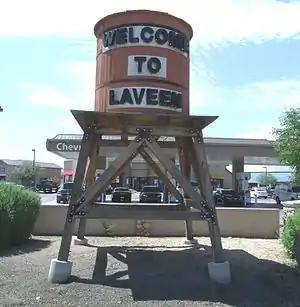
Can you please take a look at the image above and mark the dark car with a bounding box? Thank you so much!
[140,185,162,203]
[56,182,73,204]
[37,179,59,194]
[111,187,131,203]
[214,188,244,207]
[105,186,113,195]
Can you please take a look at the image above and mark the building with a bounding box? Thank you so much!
[0,159,62,183]
[46,134,283,191]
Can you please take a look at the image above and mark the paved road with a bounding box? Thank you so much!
[42,193,278,205]
[39,192,56,203]
[250,197,276,204]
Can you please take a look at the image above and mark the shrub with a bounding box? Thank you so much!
[282,205,300,257]
[0,182,41,249]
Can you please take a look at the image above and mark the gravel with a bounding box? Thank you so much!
[1,236,300,307]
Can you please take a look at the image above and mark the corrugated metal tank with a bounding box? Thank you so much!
[94,10,193,117]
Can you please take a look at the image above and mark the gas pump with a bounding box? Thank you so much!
[236,172,251,206]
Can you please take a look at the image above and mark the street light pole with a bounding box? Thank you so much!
[32,149,36,185]
[263,166,268,187]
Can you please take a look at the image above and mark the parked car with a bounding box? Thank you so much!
[273,184,300,204]
[214,189,244,207]
[250,187,268,199]
[36,179,59,194]
[105,185,113,195]
[111,187,131,202]
[168,193,179,203]
[95,192,106,203]
[56,182,73,203]
[267,187,275,197]
[140,185,162,203]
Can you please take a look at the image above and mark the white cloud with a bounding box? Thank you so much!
[21,60,300,114]
[15,1,300,113]
[20,62,95,110]
[13,1,300,145]
[57,117,83,134]
[206,78,300,111]
[1,1,300,47]
[22,59,214,111]
[241,79,300,109]
[20,83,72,108]
[242,126,275,140]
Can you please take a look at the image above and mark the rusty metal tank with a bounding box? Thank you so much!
[94,10,193,117]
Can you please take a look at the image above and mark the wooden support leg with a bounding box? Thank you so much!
[176,137,194,242]
[189,132,231,284]
[48,129,96,283]
[75,145,99,245]
[190,133,223,262]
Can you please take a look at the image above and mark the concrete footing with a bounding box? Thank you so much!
[208,261,231,284]
[48,259,72,283]
[72,236,88,246]
[184,238,198,245]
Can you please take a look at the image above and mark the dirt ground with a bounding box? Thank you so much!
[1,236,300,307]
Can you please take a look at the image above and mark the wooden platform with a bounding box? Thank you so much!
[71,110,218,136]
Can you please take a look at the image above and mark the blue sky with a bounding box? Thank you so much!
[0,0,300,166]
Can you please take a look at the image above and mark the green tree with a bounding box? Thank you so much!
[257,173,277,186]
[10,163,37,186]
[273,108,300,185]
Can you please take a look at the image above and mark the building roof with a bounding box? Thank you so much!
[226,165,293,173]
[0,159,62,169]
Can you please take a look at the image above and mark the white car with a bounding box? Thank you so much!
[273,185,300,204]
[250,187,268,199]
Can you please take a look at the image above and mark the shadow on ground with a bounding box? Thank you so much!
[67,243,300,306]
[0,238,51,257]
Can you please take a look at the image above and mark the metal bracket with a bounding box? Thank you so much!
[136,128,153,143]
[67,193,87,222]
[207,207,216,224]
[190,128,203,144]
[84,123,99,140]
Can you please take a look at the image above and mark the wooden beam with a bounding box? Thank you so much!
[84,206,208,220]
[176,136,194,240]
[191,131,224,263]
[145,137,207,213]
[138,147,184,204]
[71,110,218,133]
[96,127,194,137]
[74,137,144,213]
[57,129,96,261]
[187,137,206,202]
[77,144,99,240]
